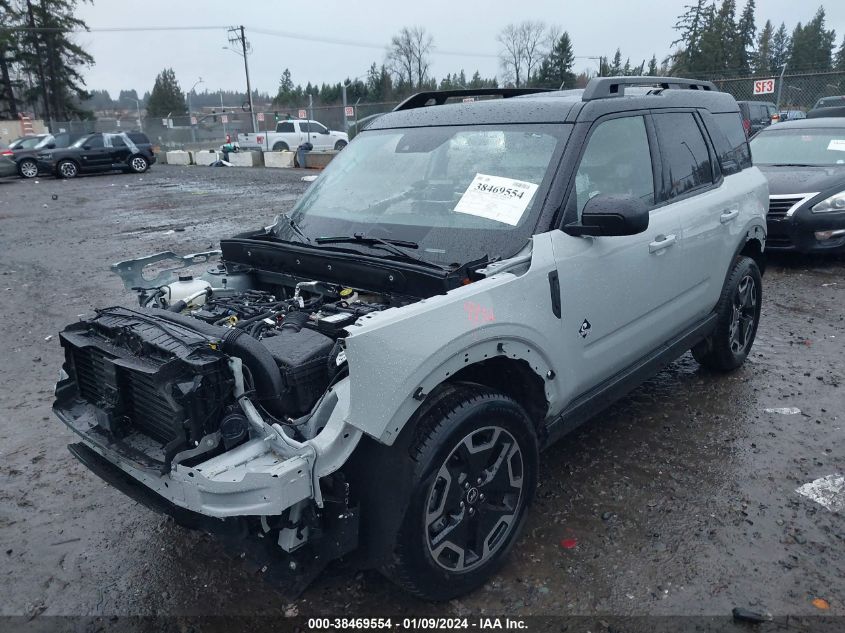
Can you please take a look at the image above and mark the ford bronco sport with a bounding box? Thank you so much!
[54,77,768,600]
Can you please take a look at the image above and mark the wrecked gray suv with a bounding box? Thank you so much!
[54,77,768,600]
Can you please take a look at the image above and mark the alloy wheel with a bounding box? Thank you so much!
[20,160,38,178]
[130,157,147,172]
[59,162,77,178]
[729,274,757,354]
[425,426,524,573]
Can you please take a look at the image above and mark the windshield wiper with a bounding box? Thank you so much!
[274,212,311,243]
[768,163,816,167]
[315,233,445,269]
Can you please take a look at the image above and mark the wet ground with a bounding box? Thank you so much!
[0,165,842,624]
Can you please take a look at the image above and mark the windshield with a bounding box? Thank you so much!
[276,124,569,266]
[750,128,845,166]
[11,136,44,149]
[71,134,97,148]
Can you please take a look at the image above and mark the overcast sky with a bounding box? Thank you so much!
[74,0,845,99]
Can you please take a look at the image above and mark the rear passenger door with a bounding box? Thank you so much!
[651,110,732,320]
[77,134,111,171]
[108,134,132,166]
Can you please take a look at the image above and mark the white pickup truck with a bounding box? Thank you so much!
[237,119,349,152]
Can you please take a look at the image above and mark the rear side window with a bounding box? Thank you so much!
[277,121,295,133]
[127,133,149,144]
[712,112,752,173]
[653,112,714,198]
[111,136,127,148]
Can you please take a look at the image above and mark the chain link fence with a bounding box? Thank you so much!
[691,70,845,111]
[45,101,402,151]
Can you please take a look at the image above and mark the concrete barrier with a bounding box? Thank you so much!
[191,150,222,166]
[300,150,338,169]
[263,151,296,168]
[165,150,192,166]
[228,151,264,167]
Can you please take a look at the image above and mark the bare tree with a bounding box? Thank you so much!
[387,26,433,89]
[497,21,549,87]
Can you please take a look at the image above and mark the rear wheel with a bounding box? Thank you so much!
[272,141,289,152]
[692,256,762,371]
[128,155,149,174]
[56,159,78,179]
[334,140,347,151]
[18,158,38,179]
[380,385,538,601]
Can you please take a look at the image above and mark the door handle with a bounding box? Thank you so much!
[649,234,676,253]
[720,208,740,224]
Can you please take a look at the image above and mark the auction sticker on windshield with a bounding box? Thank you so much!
[828,139,845,152]
[454,173,539,226]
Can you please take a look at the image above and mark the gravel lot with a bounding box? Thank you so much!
[0,165,842,625]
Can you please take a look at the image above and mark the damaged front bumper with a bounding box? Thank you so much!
[55,375,362,520]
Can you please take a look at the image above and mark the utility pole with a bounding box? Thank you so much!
[775,63,787,110]
[228,26,257,133]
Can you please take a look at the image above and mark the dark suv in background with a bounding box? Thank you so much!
[737,100,777,136]
[37,131,155,178]
[10,132,76,178]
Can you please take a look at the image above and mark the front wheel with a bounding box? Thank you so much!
[334,140,347,151]
[692,256,762,371]
[18,158,38,179]
[380,385,538,600]
[56,159,78,179]
[128,155,149,173]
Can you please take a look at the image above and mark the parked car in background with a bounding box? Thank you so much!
[750,118,845,253]
[812,95,845,110]
[776,110,806,122]
[36,131,155,179]
[12,132,75,178]
[9,134,47,150]
[238,119,349,152]
[0,143,19,179]
[347,113,384,140]
[737,100,777,136]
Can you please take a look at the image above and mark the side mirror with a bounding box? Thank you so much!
[82,145,91,150]
[565,194,649,237]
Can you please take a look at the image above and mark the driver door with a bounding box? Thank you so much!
[78,134,111,171]
[551,114,686,397]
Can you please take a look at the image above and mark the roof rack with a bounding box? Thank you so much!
[393,88,552,111]
[581,76,717,101]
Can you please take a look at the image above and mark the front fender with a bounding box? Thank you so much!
[343,234,569,444]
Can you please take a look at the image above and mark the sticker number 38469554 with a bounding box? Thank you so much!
[454,173,539,226]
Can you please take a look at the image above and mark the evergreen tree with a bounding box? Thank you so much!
[789,7,836,70]
[535,31,575,88]
[609,49,623,75]
[735,0,756,72]
[754,20,774,76]
[836,36,845,71]
[671,0,710,73]
[0,0,21,118]
[146,68,186,118]
[770,22,791,73]
[647,55,659,76]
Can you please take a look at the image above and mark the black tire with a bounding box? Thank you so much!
[334,140,347,151]
[692,256,762,372]
[18,158,38,179]
[128,155,149,174]
[56,159,78,179]
[380,384,538,601]
[272,141,289,152]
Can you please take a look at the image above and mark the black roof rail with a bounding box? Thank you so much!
[581,76,718,101]
[393,88,553,111]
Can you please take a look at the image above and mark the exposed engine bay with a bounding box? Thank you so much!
[54,262,403,475]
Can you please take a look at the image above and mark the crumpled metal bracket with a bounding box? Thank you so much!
[111,250,221,290]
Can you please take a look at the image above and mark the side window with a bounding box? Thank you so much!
[85,135,104,149]
[111,136,127,148]
[277,121,295,133]
[298,122,311,133]
[573,115,655,216]
[311,122,328,134]
[653,112,713,198]
[713,112,752,172]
